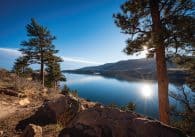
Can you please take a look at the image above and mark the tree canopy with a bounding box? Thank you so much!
[16,18,64,88]
[114,0,195,124]
[114,0,194,57]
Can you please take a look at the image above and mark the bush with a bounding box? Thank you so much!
[108,102,136,111]
[61,85,70,95]
[120,102,136,111]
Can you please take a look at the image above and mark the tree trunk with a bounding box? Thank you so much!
[40,62,44,87]
[40,50,44,87]
[156,45,170,124]
[149,0,170,124]
[54,81,57,90]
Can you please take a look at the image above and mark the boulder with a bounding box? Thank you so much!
[37,94,80,125]
[59,106,186,137]
[0,130,3,136]
[21,124,42,137]
[16,94,80,130]
[0,88,18,97]
[19,98,30,106]
[78,97,97,110]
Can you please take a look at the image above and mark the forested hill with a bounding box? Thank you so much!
[63,58,187,82]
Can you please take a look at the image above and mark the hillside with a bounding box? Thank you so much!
[63,58,187,82]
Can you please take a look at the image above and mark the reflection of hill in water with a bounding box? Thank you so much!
[63,58,187,84]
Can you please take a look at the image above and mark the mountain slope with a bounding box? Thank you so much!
[80,58,156,71]
[63,58,186,82]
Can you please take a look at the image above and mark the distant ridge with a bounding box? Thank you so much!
[63,58,186,82]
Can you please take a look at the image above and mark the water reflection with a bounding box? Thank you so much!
[62,73,192,118]
[66,74,103,85]
[140,83,154,99]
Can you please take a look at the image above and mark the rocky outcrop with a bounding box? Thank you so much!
[0,88,27,98]
[59,106,186,137]
[33,94,80,125]
[16,94,186,137]
[0,88,19,97]
[21,124,42,137]
[16,94,80,130]
[0,130,3,136]
[19,98,30,106]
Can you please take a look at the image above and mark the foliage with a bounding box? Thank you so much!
[12,56,33,77]
[13,76,42,96]
[108,103,118,109]
[113,0,194,57]
[114,0,194,124]
[55,120,64,132]
[71,90,78,97]
[60,84,78,97]
[172,55,195,91]
[0,69,42,97]
[20,18,57,64]
[19,18,61,87]
[61,84,70,95]
[120,102,136,111]
[45,56,66,89]
[169,85,195,136]
[108,102,136,111]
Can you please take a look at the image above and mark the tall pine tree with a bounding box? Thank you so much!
[20,18,59,87]
[114,0,194,124]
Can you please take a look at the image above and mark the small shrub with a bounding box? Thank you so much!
[108,102,136,111]
[108,103,118,109]
[55,121,64,132]
[61,85,70,95]
[71,90,78,97]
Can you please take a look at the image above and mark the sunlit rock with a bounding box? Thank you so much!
[19,98,30,106]
[59,106,186,137]
[16,94,80,130]
[21,124,42,137]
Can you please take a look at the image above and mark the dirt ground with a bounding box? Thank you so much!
[0,94,42,137]
[0,93,63,137]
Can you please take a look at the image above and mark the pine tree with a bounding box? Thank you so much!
[13,56,29,76]
[45,56,66,89]
[114,0,194,124]
[20,18,59,87]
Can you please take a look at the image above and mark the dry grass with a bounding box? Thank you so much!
[0,69,44,98]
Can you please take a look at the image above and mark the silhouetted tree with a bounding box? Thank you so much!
[169,85,194,136]
[20,18,59,87]
[173,55,195,91]
[114,0,194,124]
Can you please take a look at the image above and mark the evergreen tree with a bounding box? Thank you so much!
[45,56,66,89]
[114,0,194,124]
[20,18,59,87]
[13,56,30,76]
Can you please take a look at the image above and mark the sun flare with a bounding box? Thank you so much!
[143,46,148,50]
[141,84,153,98]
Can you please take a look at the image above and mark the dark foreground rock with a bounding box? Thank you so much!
[0,88,19,97]
[16,94,80,130]
[21,124,42,137]
[59,106,186,137]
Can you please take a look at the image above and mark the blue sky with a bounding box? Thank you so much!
[0,0,146,70]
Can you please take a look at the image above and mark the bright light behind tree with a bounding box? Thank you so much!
[141,84,153,99]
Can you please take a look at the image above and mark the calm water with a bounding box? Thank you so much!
[62,73,193,119]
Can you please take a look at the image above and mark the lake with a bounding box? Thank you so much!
[62,73,194,119]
